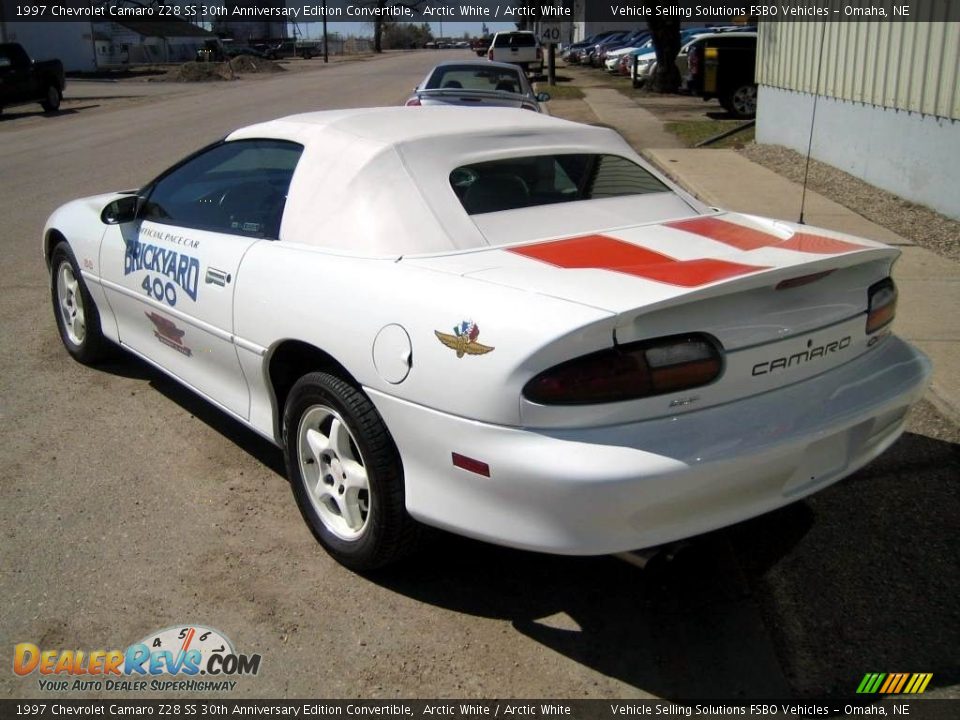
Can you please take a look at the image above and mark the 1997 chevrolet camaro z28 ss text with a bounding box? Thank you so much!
[45,107,931,569]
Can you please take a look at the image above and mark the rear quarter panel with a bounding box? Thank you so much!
[232,241,614,433]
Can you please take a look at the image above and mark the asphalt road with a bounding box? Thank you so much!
[1,50,957,701]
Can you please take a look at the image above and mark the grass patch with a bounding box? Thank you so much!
[535,83,584,100]
[665,120,755,148]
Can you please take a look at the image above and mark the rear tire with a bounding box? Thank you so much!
[724,83,757,119]
[283,372,420,571]
[50,241,108,365]
[41,85,61,113]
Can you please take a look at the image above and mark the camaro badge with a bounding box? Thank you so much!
[435,320,494,358]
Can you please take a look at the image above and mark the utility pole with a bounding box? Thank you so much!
[1,0,10,42]
[322,0,328,62]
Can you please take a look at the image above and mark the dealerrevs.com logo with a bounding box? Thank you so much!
[13,625,261,692]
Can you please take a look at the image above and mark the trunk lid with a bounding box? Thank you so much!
[405,212,899,427]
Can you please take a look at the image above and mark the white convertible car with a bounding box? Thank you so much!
[46,107,930,569]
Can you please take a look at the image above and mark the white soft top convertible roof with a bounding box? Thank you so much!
[227,107,694,256]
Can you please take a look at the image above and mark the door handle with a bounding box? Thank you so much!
[205,267,231,286]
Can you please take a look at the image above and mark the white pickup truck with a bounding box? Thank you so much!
[486,31,543,75]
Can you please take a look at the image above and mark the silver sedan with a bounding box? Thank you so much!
[405,60,550,112]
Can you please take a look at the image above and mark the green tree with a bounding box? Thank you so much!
[366,1,431,53]
[382,22,434,50]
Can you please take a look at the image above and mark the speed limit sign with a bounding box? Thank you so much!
[538,22,563,46]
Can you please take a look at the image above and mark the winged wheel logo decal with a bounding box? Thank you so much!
[435,320,494,358]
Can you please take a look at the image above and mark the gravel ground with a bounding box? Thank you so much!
[740,143,960,263]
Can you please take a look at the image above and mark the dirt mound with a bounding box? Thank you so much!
[228,55,285,74]
[171,62,236,82]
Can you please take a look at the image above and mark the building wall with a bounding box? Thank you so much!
[3,21,97,72]
[757,21,959,121]
[757,86,959,219]
[756,20,960,220]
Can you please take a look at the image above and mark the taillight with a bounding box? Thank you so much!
[867,277,897,333]
[487,48,493,60]
[536,47,542,60]
[405,97,421,106]
[689,48,700,75]
[523,334,723,405]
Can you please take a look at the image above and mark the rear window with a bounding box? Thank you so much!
[450,154,669,215]
[426,65,524,93]
[493,33,537,48]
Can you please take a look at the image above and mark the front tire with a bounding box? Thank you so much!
[50,241,108,364]
[283,372,419,570]
[41,85,61,113]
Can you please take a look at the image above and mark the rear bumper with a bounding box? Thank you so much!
[369,336,931,555]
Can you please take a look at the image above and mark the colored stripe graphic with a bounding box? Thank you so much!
[857,673,932,694]
[856,674,876,694]
[666,217,866,255]
[508,234,768,288]
[867,673,886,693]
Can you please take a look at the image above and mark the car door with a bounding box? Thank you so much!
[99,139,304,419]
[0,48,31,105]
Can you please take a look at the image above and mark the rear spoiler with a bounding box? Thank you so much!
[417,88,527,100]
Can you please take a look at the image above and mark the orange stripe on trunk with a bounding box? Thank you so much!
[666,217,865,255]
[508,234,767,288]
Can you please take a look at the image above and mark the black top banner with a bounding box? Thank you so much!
[2,699,960,719]
[2,0,959,24]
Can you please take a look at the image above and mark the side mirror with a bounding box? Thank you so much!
[536,92,551,102]
[101,195,142,225]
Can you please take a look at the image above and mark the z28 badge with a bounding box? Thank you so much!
[435,320,494,358]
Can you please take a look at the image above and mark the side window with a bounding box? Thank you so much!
[142,139,303,239]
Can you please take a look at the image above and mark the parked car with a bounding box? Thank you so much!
[596,30,647,69]
[46,107,929,570]
[632,28,756,89]
[405,61,549,111]
[687,31,759,118]
[471,37,492,57]
[0,43,65,115]
[583,31,630,67]
[632,33,712,88]
[486,30,543,75]
[197,38,269,62]
[261,39,319,60]
[561,30,623,64]
[605,34,652,74]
